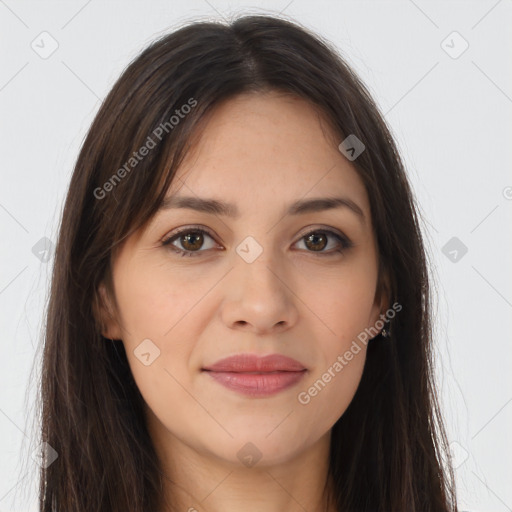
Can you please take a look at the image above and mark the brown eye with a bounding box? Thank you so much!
[295,229,352,255]
[162,227,218,257]
[304,232,327,251]
[305,232,327,251]
[180,231,204,251]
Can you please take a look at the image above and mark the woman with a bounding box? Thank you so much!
[38,13,458,512]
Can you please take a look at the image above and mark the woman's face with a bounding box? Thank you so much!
[101,91,388,468]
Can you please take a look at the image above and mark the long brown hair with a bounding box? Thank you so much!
[37,13,458,511]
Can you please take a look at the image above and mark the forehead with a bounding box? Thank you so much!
[167,91,370,217]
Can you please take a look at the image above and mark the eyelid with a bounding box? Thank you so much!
[296,224,350,243]
[161,225,219,251]
[162,224,216,242]
[294,226,353,253]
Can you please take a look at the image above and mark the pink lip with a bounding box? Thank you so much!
[202,353,307,397]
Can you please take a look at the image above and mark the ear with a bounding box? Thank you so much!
[369,264,392,333]
[93,282,123,340]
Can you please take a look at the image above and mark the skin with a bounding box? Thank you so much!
[100,91,389,512]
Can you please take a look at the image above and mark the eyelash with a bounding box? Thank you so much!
[161,225,353,258]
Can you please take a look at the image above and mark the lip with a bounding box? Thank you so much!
[203,353,306,372]
[202,353,307,397]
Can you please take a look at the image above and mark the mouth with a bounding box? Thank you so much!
[201,353,307,397]
[202,369,307,397]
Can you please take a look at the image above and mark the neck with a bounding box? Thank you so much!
[153,430,336,512]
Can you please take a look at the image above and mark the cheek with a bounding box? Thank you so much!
[112,262,215,397]
[297,344,366,430]
[298,257,378,340]
[296,332,368,435]
[113,258,218,343]
[293,260,375,423]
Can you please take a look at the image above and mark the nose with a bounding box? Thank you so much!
[220,249,299,335]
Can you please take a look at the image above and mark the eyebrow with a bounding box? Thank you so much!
[158,195,365,224]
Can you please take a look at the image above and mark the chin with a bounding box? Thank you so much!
[208,430,309,469]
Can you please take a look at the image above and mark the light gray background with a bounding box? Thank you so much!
[1,1,511,511]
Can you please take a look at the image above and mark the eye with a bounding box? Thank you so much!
[161,225,353,258]
[161,226,219,257]
[293,228,353,256]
